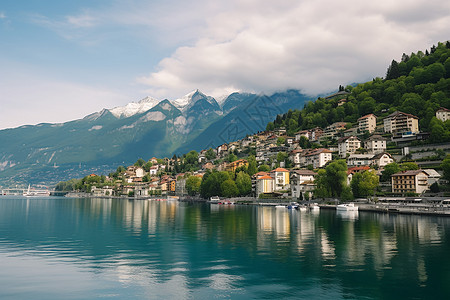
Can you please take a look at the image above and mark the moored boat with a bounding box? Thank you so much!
[208,196,220,204]
[336,203,358,211]
[309,203,320,210]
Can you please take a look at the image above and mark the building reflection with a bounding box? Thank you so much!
[1,197,449,297]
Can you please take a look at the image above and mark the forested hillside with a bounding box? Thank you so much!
[267,41,450,143]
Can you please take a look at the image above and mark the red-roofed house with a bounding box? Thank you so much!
[270,168,290,191]
[256,175,274,196]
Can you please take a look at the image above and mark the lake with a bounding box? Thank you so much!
[0,196,449,299]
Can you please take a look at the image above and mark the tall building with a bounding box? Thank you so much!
[383,111,419,135]
[358,114,377,133]
[338,136,361,158]
[364,134,387,154]
[391,170,429,194]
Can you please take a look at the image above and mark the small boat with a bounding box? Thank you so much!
[297,205,308,211]
[287,202,299,210]
[275,205,286,209]
[208,196,220,204]
[336,203,358,211]
[309,203,320,210]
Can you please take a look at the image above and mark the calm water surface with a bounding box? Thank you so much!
[0,196,449,299]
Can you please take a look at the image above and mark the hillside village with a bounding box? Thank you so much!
[57,42,450,200]
[57,103,450,200]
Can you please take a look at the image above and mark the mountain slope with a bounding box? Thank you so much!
[0,89,314,186]
[176,90,310,154]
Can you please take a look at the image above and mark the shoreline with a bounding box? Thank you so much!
[57,193,450,217]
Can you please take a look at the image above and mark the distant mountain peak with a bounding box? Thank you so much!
[109,96,160,118]
[171,90,201,110]
[171,89,220,113]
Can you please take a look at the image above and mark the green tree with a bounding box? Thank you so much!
[221,179,239,198]
[314,169,331,198]
[258,164,270,172]
[266,122,275,131]
[277,137,286,146]
[205,148,217,160]
[277,152,288,164]
[185,150,199,165]
[227,153,237,163]
[441,154,450,181]
[325,160,348,197]
[381,162,401,182]
[247,155,257,176]
[143,161,153,172]
[299,136,311,148]
[386,59,400,80]
[186,176,202,196]
[351,170,379,198]
[341,186,354,202]
[236,171,252,196]
[200,171,231,198]
[400,162,419,171]
[134,158,146,167]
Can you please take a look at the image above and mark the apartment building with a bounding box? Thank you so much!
[358,113,377,133]
[391,170,429,194]
[338,136,361,158]
[383,111,419,135]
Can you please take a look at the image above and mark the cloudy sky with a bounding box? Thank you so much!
[1,0,449,129]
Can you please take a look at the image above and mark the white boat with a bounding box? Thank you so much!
[287,202,299,209]
[275,205,286,209]
[23,185,50,197]
[336,203,358,211]
[208,196,220,204]
[309,203,320,210]
[298,205,308,211]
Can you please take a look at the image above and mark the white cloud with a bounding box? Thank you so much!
[0,12,6,19]
[137,0,450,98]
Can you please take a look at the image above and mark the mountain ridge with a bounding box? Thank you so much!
[0,89,313,186]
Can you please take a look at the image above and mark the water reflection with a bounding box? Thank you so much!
[0,197,450,299]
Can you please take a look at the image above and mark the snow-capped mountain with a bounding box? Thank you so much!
[0,89,311,186]
[105,90,220,119]
[171,89,219,113]
[109,96,160,118]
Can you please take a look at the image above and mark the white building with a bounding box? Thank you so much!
[383,111,419,134]
[364,134,387,154]
[391,170,429,194]
[358,113,377,133]
[290,170,317,198]
[338,136,361,158]
[347,152,394,168]
[302,148,332,169]
[436,107,450,122]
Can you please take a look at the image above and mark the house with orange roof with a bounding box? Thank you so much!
[256,175,274,196]
[347,166,371,185]
[226,159,249,172]
[270,167,290,191]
